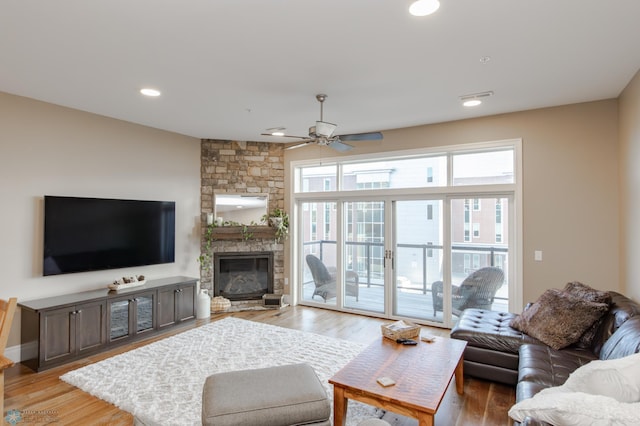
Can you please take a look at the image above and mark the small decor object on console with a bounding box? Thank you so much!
[381,320,420,341]
[108,275,146,291]
[211,296,231,313]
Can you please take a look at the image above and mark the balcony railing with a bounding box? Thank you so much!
[303,239,508,298]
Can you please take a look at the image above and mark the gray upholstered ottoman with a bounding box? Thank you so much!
[202,363,331,426]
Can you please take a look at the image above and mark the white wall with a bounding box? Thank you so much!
[0,91,201,350]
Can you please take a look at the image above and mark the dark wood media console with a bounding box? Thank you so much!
[19,276,198,372]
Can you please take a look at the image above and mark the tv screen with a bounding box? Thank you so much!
[43,196,176,276]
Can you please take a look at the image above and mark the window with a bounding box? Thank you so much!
[293,140,520,323]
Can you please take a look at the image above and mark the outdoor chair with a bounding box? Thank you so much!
[306,254,359,302]
[431,267,504,317]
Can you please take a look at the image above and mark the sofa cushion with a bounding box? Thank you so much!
[510,289,609,350]
[599,315,640,360]
[517,344,596,402]
[451,309,540,353]
[591,292,640,356]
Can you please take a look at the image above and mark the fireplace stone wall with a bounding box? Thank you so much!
[200,140,285,308]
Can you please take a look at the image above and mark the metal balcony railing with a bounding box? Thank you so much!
[303,240,509,301]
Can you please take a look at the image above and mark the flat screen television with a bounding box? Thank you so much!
[43,196,176,276]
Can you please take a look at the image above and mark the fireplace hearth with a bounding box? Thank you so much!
[214,251,274,301]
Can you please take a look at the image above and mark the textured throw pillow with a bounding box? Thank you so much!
[563,281,612,348]
[508,390,640,425]
[509,289,609,350]
[563,281,611,304]
[562,352,640,403]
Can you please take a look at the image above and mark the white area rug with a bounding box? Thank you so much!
[61,317,381,425]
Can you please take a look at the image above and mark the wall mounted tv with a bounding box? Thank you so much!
[43,196,176,276]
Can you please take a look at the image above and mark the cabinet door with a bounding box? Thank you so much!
[41,306,75,367]
[134,291,155,335]
[76,300,107,355]
[108,298,131,343]
[176,283,196,323]
[157,286,177,329]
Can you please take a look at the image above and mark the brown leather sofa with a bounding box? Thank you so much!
[451,292,640,426]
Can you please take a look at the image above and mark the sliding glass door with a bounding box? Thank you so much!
[393,199,444,323]
[293,141,520,327]
[343,201,385,313]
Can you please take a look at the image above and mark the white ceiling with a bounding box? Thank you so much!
[2,1,640,143]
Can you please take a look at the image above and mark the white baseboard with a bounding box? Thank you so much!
[5,341,37,363]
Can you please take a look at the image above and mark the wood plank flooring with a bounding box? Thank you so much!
[4,306,515,425]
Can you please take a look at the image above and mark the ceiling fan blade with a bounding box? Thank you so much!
[261,133,311,140]
[337,132,383,141]
[328,140,354,152]
[285,141,315,150]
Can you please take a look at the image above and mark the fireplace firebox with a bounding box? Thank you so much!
[213,251,274,301]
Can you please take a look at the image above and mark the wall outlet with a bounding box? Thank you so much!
[534,250,543,261]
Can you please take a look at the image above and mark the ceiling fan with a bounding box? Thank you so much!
[261,94,383,152]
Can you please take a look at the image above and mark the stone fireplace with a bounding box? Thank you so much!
[200,140,285,309]
[213,251,274,301]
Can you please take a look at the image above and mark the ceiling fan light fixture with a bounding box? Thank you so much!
[409,0,440,17]
[315,121,337,138]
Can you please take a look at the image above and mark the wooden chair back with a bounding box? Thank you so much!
[0,297,17,423]
[0,298,17,354]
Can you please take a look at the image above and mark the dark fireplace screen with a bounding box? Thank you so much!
[214,251,274,301]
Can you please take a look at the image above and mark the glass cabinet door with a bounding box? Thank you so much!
[109,299,130,341]
[135,294,154,333]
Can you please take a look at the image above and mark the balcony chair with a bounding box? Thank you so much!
[306,254,359,302]
[431,267,504,317]
[0,297,17,421]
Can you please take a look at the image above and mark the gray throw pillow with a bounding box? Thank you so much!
[510,289,609,350]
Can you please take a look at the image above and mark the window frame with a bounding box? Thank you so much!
[289,139,524,316]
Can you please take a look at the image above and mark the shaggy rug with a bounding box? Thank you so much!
[61,317,381,425]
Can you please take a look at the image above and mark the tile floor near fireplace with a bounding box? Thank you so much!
[214,251,274,301]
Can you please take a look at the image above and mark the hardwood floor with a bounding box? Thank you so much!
[4,306,515,425]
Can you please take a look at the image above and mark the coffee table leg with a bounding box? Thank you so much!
[416,413,435,426]
[455,357,464,395]
[333,385,348,426]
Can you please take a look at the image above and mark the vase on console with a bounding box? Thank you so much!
[197,289,211,319]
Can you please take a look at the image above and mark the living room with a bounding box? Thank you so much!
[2,1,640,425]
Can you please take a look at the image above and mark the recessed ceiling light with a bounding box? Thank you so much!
[409,0,440,16]
[271,131,285,136]
[460,91,494,107]
[463,99,482,107]
[140,88,161,97]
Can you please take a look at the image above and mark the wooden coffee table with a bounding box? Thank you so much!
[329,336,467,426]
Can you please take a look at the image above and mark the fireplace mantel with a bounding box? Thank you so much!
[211,226,276,240]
